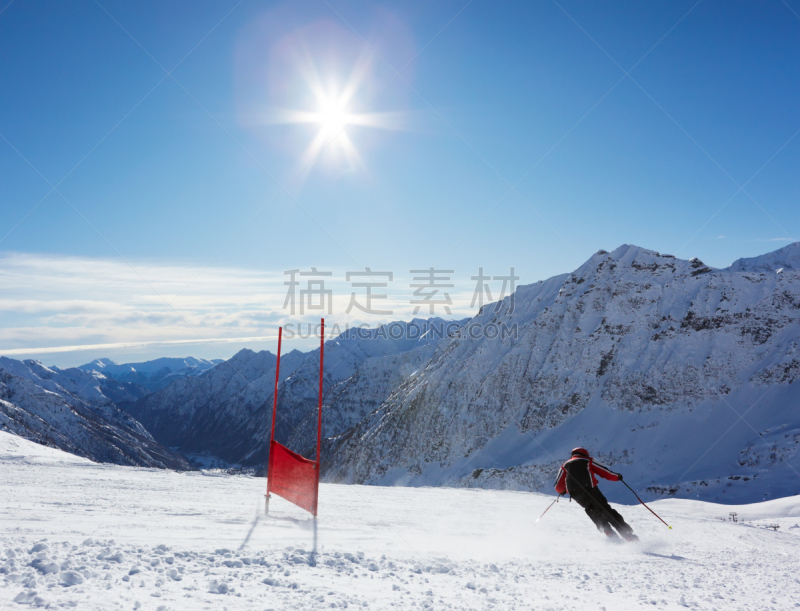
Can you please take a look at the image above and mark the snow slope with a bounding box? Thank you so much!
[0,359,190,470]
[1,431,799,610]
[328,244,800,504]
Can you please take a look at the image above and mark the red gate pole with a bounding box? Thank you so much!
[313,318,324,517]
[265,326,282,514]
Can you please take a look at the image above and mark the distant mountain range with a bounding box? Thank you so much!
[78,356,222,398]
[2,243,799,503]
[121,319,462,467]
[0,357,189,469]
[0,355,222,469]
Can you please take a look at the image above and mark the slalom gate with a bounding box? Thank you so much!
[266,318,324,516]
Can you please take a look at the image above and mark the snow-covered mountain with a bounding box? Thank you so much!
[326,244,800,504]
[281,319,466,460]
[0,357,190,469]
[79,356,222,394]
[120,349,306,466]
[122,319,462,467]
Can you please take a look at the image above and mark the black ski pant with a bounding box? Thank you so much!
[570,487,633,536]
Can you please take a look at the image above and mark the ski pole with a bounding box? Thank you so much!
[621,480,672,529]
[535,495,562,525]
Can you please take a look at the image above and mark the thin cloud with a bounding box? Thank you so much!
[0,335,282,357]
[0,252,481,365]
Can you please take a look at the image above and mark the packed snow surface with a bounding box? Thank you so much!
[1,432,799,610]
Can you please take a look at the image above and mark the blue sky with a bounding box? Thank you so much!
[1,0,799,366]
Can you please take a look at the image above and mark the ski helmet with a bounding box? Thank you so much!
[571,447,589,458]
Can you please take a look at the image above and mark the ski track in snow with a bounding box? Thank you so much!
[1,433,799,610]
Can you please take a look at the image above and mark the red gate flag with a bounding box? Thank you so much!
[266,319,324,516]
[268,440,318,514]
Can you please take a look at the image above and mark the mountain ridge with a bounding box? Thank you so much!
[78,355,222,394]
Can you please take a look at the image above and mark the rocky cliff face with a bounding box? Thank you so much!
[0,358,190,470]
[326,244,800,503]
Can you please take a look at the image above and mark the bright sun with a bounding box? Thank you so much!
[316,93,351,137]
[266,62,403,172]
[299,82,366,168]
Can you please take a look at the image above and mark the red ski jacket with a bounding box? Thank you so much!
[554,456,620,495]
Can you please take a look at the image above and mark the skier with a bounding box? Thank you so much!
[554,447,638,542]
